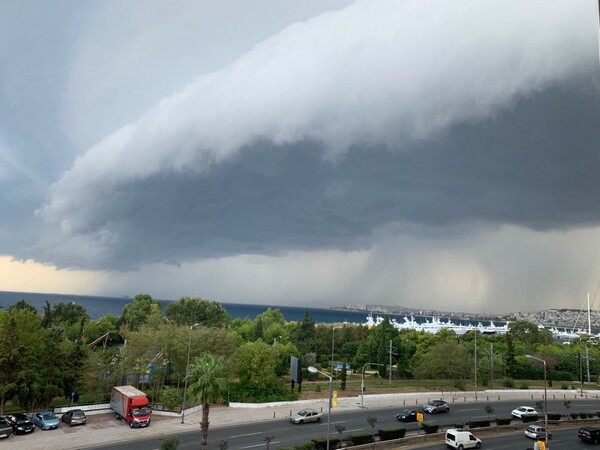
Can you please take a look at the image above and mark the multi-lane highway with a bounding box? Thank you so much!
[91,398,600,449]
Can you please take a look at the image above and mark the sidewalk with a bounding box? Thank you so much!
[4,389,599,450]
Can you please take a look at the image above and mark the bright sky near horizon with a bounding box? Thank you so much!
[1,0,600,313]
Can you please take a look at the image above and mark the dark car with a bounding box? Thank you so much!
[423,400,450,414]
[5,413,34,435]
[396,409,418,422]
[0,417,13,439]
[61,409,87,426]
[579,427,600,444]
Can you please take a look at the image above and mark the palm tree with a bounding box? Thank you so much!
[187,354,229,450]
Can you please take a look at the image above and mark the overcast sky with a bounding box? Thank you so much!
[1,0,600,314]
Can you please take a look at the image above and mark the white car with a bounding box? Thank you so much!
[290,408,323,424]
[511,406,539,418]
[524,424,552,440]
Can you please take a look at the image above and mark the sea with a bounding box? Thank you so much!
[0,290,372,324]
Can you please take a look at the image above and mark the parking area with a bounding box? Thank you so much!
[1,411,175,449]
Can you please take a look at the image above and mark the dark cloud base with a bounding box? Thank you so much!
[60,78,600,270]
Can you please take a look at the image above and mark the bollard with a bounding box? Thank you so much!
[498,395,500,401]
[553,394,555,399]
[486,396,489,401]
[464,397,466,402]
[274,412,276,419]
[531,395,534,400]
[403,399,405,406]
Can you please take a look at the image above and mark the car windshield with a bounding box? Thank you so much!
[297,410,309,416]
[72,411,85,417]
[133,407,151,416]
[42,413,56,420]
[401,409,412,414]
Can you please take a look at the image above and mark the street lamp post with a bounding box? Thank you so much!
[308,366,332,450]
[361,362,384,408]
[526,355,547,448]
[181,323,200,424]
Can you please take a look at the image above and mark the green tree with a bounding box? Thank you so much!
[121,294,161,331]
[367,416,378,438]
[165,297,229,328]
[187,354,229,450]
[235,341,278,390]
[292,310,317,355]
[413,340,472,388]
[0,316,24,413]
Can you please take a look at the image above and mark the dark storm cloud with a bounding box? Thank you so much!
[32,0,600,271]
[30,78,600,270]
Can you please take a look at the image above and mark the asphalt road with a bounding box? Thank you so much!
[90,398,600,450]
[416,428,593,450]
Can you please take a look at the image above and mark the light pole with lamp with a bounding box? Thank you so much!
[308,366,332,450]
[526,355,547,448]
[181,323,200,424]
[360,362,384,408]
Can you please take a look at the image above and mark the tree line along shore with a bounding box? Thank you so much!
[1,293,598,416]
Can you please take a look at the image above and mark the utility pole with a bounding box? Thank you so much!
[387,340,397,384]
[474,330,478,401]
[490,342,494,390]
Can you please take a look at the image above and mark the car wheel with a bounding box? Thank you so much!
[129,421,134,428]
[299,420,304,424]
[445,407,449,413]
[475,443,481,449]
[432,409,437,414]
[317,417,321,423]
[115,413,120,420]
[548,434,552,440]
[458,445,464,450]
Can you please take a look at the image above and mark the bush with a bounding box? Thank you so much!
[518,382,529,389]
[521,414,539,423]
[349,433,374,445]
[579,412,588,419]
[496,416,512,425]
[547,412,561,421]
[228,381,299,403]
[310,437,340,450]
[378,427,406,441]
[549,370,573,381]
[503,378,515,388]
[570,413,579,419]
[293,443,316,450]
[468,419,491,429]
[421,421,440,434]
[160,436,180,450]
[452,423,465,429]
[562,384,569,389]
[160,386,183,410]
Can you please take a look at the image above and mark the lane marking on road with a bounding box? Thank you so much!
[457,408,479,411]
[328,420,348,425]
[240,441,280,449]
[344,428,364,433]
[230,431,263,439]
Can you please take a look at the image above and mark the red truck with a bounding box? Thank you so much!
[110,385,152,428]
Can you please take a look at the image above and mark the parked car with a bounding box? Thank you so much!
[423,400,449,414]
[396,408,418,422]
[578,427,600,444]
[445,429,481,449]
[511,406,538,418]
[61,409,87,426]
[5,413,34,435]
[0,417,13,439]
[33,411,60,430]
[524,424,552,440]
[290,408,323,424]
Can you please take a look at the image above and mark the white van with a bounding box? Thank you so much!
[445,429,482,449]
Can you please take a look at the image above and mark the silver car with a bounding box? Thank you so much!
[290,408,323,424]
